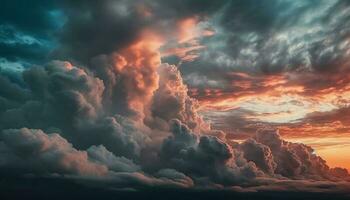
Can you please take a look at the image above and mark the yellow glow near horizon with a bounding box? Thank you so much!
[287,136,350,170]
[201,93,337,123]
[197,73,350,171]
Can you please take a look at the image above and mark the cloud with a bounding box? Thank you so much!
[1,0,350,196]
[56,0,145,62]
[56,0,221,64]
[0,128,108,176]
[0,127,196,190]
[252,129,332,179]
[151,64,206,131]
[240,138,276,174]
[0,60,150,160]
[180,0,350,77]
[0,49,348,193]
[87,145,140,173]
[90,32,162,121]
[0,0,61,64]
[160,119,263,186]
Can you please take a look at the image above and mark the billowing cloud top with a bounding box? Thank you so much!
[1,0,350,198]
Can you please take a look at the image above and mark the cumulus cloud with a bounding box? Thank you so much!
[0,60,150,160]
[160,119,264,186]
[240,138,276,174]
[252,129,331,179]
[91,33,162,121]
[151,64,206,131]
[0,128,108,176]
[87,145,140,173]
[0,52,348,192]
[0,0,350,196]
[0,127,195,189]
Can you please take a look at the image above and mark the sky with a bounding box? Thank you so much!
[1,0,350,199]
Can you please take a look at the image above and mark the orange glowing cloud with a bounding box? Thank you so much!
[192,68,350,170]
[112,31,163,120]
[161,45,206,62]
[160,16,215,63]
[177,17,216,42]
[177,17,199,43]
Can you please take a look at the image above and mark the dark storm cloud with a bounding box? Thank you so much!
[240,138,276,174]
[1,59,347,192]
[0,60,149,159]
[55,0,227,63]
[0,61,198,189]
[0,0,60,35]
[3,0,350,75]
[148,0,224,18]
[252,129,330,179]
[56,0,145,63]
[180,0,350,89]
[0,0,222,65]
[0,128,108,176]
[0,0,62,64]
[160,119,252,185]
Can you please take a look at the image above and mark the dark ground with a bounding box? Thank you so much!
[1,176,349,200]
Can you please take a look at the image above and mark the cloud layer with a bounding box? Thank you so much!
[0,58,348,192]
[0,0,350,196]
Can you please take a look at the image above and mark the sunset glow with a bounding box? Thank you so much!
[1,0,350,199]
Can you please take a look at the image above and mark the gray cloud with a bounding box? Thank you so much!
[240,138,276,174]
[0,128,108,176]
[160,119,264,186]
[150,64,205,131]
[0,57,348,192]
[180,0,350,89]
[252,129,331,179]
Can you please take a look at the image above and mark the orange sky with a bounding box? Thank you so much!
[157,16,350,172]
[190,70,350,171]
[287,136,350,170]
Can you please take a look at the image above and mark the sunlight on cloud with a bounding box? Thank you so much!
[240,94,336,123]
[288,136,350,170]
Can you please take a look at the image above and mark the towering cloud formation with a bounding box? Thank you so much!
[151,64,205,131]
[245,129,331,179]
[91,32,162,121]
[0,57,348,191]
[0,0,350,196]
